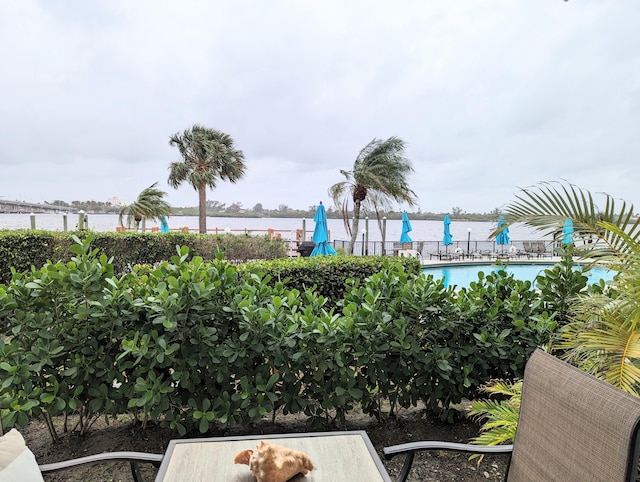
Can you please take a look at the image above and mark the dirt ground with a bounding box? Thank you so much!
[21,404,509,481]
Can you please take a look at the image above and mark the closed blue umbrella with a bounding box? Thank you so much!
[160,216,170,233]
[399,211,413,244]
[496,215,510,252]
[443,215,453,254]
[310,202,337,257]
[562,218,574,245]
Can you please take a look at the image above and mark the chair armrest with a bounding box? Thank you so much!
[39,451,163,482]
[383,442,512,482]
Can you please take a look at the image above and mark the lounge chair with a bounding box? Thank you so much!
[0,423,163,482]
[534,240,547,257]
[398,249,421,259]
[383,349,640,482]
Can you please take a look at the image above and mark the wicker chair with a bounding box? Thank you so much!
[0,421,163,482]
[383,349,640,482]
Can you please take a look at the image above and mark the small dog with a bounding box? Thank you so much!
[234,440,314,482]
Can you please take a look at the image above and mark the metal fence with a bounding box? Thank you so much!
[332,239,560,258]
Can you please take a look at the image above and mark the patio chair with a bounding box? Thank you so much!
[0,422,163,482]
[383,349,640,482]
[534,240,548,257]
[398,249,421,259]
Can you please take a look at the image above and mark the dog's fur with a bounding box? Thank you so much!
[234,440,314,482]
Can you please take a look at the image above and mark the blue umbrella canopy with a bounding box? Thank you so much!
[496,215,510,245]
[399,211,413,244]
[310,202,337,257]
[443,215,453,253]
[562,218,574,245]
[160,216,170,233]
[443,215,453,246]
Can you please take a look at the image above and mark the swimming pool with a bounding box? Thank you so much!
[422,263,615,289]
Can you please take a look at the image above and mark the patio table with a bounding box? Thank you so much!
[155,430,392,481]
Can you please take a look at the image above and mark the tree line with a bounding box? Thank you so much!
[46,198,500,222]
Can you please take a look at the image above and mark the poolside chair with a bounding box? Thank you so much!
[398,249,421,259]
[534,240,547,257]
[383,349,640,482]
[0,422,163,482]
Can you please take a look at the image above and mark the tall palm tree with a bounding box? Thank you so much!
[119,182,172,231]
[500,180,640,395]
[168,124,246,233]
[329,137,417,255]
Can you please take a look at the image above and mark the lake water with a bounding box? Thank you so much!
[0,213,548,243]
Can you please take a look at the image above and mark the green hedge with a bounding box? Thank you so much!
[0,230,287,284]
[244,255,422,307]
[0,236,587,439]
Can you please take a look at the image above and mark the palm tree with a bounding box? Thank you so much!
[119,182,172,231]
[499,180,640,395]
[168,124,246,233]
[329,137,417,255]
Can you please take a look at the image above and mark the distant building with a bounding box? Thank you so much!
[107,196,127,207]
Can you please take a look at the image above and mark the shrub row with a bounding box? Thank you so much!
[245,255,422,308]
[0,230,287,284]
[0,237,588,440]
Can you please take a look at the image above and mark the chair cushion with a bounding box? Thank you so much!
[0,429,44,481]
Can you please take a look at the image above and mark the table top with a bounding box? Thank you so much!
[155,430,392,482]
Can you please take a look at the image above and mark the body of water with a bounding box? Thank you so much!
[423,263,614,289]
[0,213,548,243]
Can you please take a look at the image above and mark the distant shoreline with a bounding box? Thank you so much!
[0,199,501,222]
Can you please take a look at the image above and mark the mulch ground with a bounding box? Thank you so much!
[22,404,508,481]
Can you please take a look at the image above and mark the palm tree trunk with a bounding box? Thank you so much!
[347,201,362,255]
[198,184,207,234]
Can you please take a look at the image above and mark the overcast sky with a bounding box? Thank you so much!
[1,1,639,214]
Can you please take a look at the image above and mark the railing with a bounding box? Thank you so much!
[0,200,78,214]
[332,239,561,258]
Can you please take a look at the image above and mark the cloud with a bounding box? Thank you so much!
[1,0,639,214]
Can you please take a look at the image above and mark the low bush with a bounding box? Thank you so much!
[244,255,422,307]
[0,236,589,439]
[0,230,287,284]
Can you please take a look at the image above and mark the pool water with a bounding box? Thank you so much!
[422,263,614,289]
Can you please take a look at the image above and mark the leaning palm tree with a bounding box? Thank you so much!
[329,137,417,255]
[119,182,172,231]
[168,124,246,233]
[499,180,640,395]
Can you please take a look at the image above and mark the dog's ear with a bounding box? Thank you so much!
[256,440,271,451]
[301,452,314,472]
[233,449,253,465]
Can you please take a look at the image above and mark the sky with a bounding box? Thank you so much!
[1,1,639,214]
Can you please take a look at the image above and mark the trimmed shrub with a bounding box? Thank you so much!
[0,230,287,283]
[1,237,591,438]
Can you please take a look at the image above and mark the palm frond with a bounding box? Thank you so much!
[477,379,523,398]
[503,181,638,262]
[467,379,522,463]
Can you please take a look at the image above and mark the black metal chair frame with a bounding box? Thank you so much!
[1,421,163,482]
[383,349,640,482]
